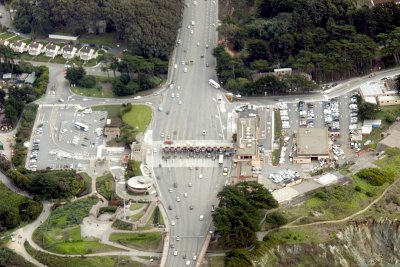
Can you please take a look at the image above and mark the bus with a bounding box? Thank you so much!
[209,79,220,89]
[75,122,89,132]
[218,154,224,166]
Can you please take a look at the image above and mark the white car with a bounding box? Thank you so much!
[202,130,206,136]
[178,100,182,105]
[153,148,157,153]
[191,21,195,26]
[158,106,163,111]
[198,174,203,179]
[174,250,178,256]
[176,93,180,98]
[196,42,200,46]
[171,220,175,226]
[171,93,175,98]
[199,215,204,221]
[190,30,193,34]
[176,196,181,202]
[186,260,190,266]
[133,96,142,100]
[174,64,177,69]
[184,193,188,198]
[177,85,180,90]
[177,39,181,44]
[176,236,180,241]
[169,188,173,193]
[161,132,165,137]
[193,255,197,261]
[184,68,187,73]
[188,182,193,187]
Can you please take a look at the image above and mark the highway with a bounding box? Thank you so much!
[149,0,228,266]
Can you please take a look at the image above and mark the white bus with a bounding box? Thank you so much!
[209,79,220,89]
[218,154,224,166]
[74,122,89,132]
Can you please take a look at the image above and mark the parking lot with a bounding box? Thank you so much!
[27,106,107,170]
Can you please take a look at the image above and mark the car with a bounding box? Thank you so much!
[133,96,142,100]
[191,21,195,25]
[173,182,178,188]
[171,93,175,98]
[189,205,194,210]
[211,205,215,212]
[188,182,192,187]
[176,236,180,241]
[184,193,188,198]
[196,42,200,46]
[174,250,178,256]
[174,64,177,69]
[178,100,182,105]
[184,68,188,73]
[199,174,203,179]
[175,215,180,219]
[223,167,228,176]
[202,130,206,136]
[206,44,209,49]
[186,260,190,266]
[177,39,181,44]
[58,98,64,103]
[187,25,191,29]
[168,205,172,210]
[176,93,180,98]
[170,243,175,248]
[190,30,193,34]
[171,220,175,226]
[193,255,197,261]
[199,215,204,221]
[158,106,163,111]
[169,188,173,193]
[153,148,157,153]
[176,196,181,202]
[161,132,165,137]
[206,62,209,67]
[177,85,181,90]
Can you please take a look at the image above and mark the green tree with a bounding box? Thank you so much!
[65,66,86,85]
[358,102,379,120]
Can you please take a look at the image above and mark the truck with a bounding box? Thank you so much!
[218,154,223,166]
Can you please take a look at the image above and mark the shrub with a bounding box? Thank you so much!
[78,75,96,88]
[314,191,329,201]
[354,186,362,192]
[33,66,49,98]
[384,113,395,124]
[356,168,394,186]
[366,191,374,197]
[264,211,288,226]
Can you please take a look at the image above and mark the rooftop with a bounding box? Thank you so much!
[46,43,59,50]
[359,82,384,97]
[127,176,153,190]
[63,45,75,52]
[236,110,258,155]
[29,42,41,48]
[296,128,329,156]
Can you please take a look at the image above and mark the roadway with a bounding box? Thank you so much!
[150,0,227,266]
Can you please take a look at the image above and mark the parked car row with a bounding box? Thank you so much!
[279,103,290,129]
[269,169,300,184]
[323,98,341,132]
[298,101,315,128]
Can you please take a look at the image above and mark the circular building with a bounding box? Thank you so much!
[127,176,154,194]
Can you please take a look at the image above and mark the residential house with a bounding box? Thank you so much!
[45,43,60,58]
[10,41,27,53]
[0,39,9,47]
[62,45,77,60]
[28,42,44,56]
[79,46,95,61]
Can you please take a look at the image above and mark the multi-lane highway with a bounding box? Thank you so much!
[150,0,229,266]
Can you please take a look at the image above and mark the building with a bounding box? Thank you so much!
[233,108,259,181]
[79,46,95,61]
[28,42,43,56]
[126,176,154,194]
[62,45,77,59]
[274,68,292,77]
[10,41,27,53]
[294,128,330,163]
[377,122,400,152]
[371,0,400,5]
[0,39,9,47]
[359,82,399,106]
[45,43,60,58]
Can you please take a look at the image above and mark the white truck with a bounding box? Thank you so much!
[218,154,223,166]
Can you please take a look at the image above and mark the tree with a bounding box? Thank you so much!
[78,75,96,88]
[264,211,288,226]
[65,66,86,85]
[358,102,379,120]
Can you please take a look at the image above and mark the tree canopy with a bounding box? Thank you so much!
[215,0,400,95]
[213,181,278,248]
[11,0,183,59]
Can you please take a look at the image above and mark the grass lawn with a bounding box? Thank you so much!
[96,173,119,201]
[32,197,121,254]
[25,242,144,267]
[0,32,17,39]
[7,35,25,42]
[79,33,120,48]
[72,86,115,98]
[122,105,152,135]
[280,176,389,225]
[132,160,142,176]
[50,56,67,64]
[375,147,400,176]
[130,211,145,222]
[19,54,35,61]
[129,202,146,211]
[111,219,133,230]
[92,105,121,118]
[32,54,52,63]
[78,172,92,195]
[109,232,163,251]
[272,110,282,166]
[206,256,226,267]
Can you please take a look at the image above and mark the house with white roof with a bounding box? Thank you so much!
[45,43,60,58]
[28,42,44,56]
[10,40,27,53]
[79,46,95,61]
[62,45,77,59]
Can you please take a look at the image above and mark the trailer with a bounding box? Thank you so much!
[218,154,223,166]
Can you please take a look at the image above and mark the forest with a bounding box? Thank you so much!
[8,0,184,59]
[216,0,400,95]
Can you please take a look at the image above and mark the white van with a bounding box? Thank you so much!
[199,215,204,221]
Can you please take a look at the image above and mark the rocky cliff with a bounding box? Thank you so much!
[257,218,400,267]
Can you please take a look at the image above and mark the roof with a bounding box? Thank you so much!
[127,176,153,190]
[314,173,338,185]
[80,46,93,53]
[2,73,12,79]
[63,45,75,52]
[24,72,36,84]
[364,96,377,105]
[359,83,384,97]
[379,130,400,149]
[272,187,299,203]
[29,42,41,48]
[296,128,329,156]
[0,39,7,45]
[13,40,25,47]
[372,0,400,5]
[46,43,59,50]
[236,110,258,155]
[274,68,292,72]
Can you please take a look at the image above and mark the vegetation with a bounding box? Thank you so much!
[33,197,121,254]
[109,232,163,251]
[0,182,42,232]
[356,168,394,186]
[215,0,400,95]
[96,173,120,201]
[65,66,96,88]
[10,104,38,167]
[358,102,379,120]
[0,247,35,267]
[6,169,84,200]
[122,105,152,137]
[125,160,142,178]
[213,181,278,248]
[11,0,183,59]
[264,211,288,227]
[25,242,142,267]
[111,219,133,231]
